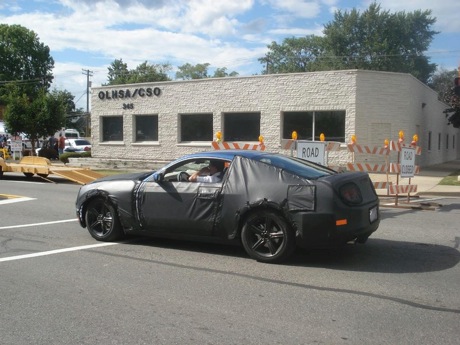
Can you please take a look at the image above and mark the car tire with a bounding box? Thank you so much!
[23,172,34,178]
[85,198,124,242]
[241,210,296,263]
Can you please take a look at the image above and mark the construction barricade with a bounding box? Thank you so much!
[281,135,424,205]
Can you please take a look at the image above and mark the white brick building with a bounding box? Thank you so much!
[90,69,459,167]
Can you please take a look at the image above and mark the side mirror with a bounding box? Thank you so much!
[153,172,164,182]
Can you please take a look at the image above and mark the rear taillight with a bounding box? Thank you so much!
[84,146,90,151]
[339,182,362,204]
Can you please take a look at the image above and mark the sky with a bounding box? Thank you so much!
[1,0,459,110]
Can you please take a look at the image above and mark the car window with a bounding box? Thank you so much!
[160,158,229,182]
[74,139,90,145]
[168,160,210,175]
[256,154,334,179]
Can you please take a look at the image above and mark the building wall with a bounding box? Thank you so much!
[90,70,459,167]
[355,70,458,166]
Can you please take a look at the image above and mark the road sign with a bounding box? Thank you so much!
[10,136,23,152]
[297,141,326,165]
[400,147,416,178]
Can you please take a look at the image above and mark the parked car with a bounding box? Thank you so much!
[75,150,380,263]
[64,139,91,152]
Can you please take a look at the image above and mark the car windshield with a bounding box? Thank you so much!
[74,139,90,145]
[255,154,335,179]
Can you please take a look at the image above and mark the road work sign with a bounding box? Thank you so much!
[400,147,416,178]
[297,141,326,165]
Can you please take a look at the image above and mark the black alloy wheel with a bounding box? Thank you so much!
[85,198,123,241]
[241,210,295,263]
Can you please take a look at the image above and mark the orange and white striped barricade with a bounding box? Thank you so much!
[389,184,417,195]
[389,141,422,155]
[281,139,296,156]
[211,141,266,151]
[388,143,422,203]
[346,144,391,193]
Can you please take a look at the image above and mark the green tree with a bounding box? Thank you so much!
[176,63,239,79]
[322,3,437,83]
[212,67,239,78]
[4,86,66,152]
[0,24,54,99]
[105,59,171,85]
[259,2,438,83]
[106,59,130,85]
[176,63,210,80]
[430,69,460,128]
[130,61,171,83]
[259,36,327,74]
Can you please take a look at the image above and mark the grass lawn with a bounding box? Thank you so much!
[439,170,460,186]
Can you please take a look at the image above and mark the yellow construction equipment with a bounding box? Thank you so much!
[0,156,104,185]
[0,147,11,160]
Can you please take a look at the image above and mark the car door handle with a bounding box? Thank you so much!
[197,186,220,199]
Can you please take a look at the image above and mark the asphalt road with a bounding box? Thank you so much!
[1,174,459,345]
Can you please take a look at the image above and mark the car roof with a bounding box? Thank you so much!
[178,149,270,162]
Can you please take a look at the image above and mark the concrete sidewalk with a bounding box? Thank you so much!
[370,159,460,198]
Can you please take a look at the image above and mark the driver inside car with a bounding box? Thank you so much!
[188,160,225,183]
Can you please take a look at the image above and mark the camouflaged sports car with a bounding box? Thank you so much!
[76,150,380,263]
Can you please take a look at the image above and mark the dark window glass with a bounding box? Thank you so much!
[283,111,345,142]
[315,111,345,142]
[257,154,334,179]
[135,115,158,141]
[224,113,260,141]
[102,116,123,141]
[428,131,432,151]
[180,114,213,142]
[283,112,313,140]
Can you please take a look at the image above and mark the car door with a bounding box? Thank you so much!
[139,160,223,236]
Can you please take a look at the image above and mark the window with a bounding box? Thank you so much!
[135,115,158,142]
[283,112,313,140]
[446,134,449,150]
[453,135,456,149]
[428,131,432,151]
[438,133,441,150]
[224,112,260,141]
[180,113,213,142]
[102,116,123,141]
[283,111,346,142]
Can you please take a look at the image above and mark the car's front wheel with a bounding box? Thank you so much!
[85,198,123,241]
[241,210,296,263]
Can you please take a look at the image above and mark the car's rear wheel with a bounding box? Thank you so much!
[241,210,295,263]
[23,172,34,178]
[85,198,123,241]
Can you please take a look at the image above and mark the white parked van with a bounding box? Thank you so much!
[55,128,81,139]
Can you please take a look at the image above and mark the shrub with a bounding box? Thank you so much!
[59,151,92,164]
[39,148,59,160]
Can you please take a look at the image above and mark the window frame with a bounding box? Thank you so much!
[282,110,346,142]
[134,114,159,142]
[101,116,123,142]
[179,113,213,143]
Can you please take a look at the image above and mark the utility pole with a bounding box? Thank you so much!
[82,69,93,137]
[82,69,93,113]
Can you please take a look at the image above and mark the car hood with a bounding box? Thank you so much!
[90,171,154,184]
